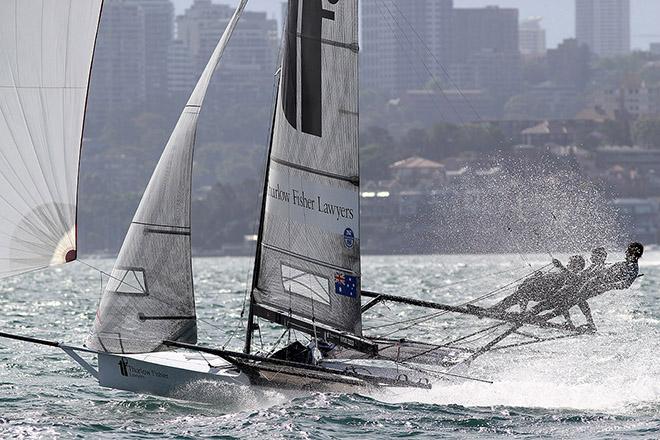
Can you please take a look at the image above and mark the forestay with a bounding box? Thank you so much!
[252,0,361,335]
[87,0,248,354]
[0,0,102,278]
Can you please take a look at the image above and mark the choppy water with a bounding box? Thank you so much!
[1,254,658,439]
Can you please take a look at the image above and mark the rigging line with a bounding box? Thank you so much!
[375,2,455,124]
[76,259,142,293]
[366,264,552,336]
[386,2,563,254]
[86,260,225,343]
[531,228,555,260]
[506,225,533,269]
[0,264,49,281]
[381,8,554,260]
[549,211,583,254]
[378,0,461,123]
[390,358,493,384]
[406,324,506,363]
[266,328,291,356]
[418,264,529,293]
[363,266,532,332]
[373,0,452,123]
[223,271,253,350]
[197,350,217,369]
[451,324,505,347]
[378,0,467,125]
[489,333,579,351]
[242,61,282,353]
[76,259,191,316]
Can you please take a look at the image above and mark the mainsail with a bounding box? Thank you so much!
[0,0,103,278]
[87,0,248,354]
[251,0,361,337]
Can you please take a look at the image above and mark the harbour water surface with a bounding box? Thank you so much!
[1,254,658,439]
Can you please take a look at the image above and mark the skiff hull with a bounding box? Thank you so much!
[97,352,250,398]
[96,352,427,399]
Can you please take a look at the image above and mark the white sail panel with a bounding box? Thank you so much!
[253,0,362,335]
[0,0,103,278]
[87,0,248,354]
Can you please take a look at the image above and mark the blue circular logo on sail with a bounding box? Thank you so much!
[343,228,355,249]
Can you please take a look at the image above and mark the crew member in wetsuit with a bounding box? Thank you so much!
[583,247,608,278]
[491,255,585,313]
[532,248,607,328]
[531,243,643,332]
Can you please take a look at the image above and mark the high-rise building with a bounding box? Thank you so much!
[452,6,521,101]
[168,39,196,95]
[173,0,278,142]
[361,1,520,113]
[576,0,630,57]
[124,0,174,107]
[547,39,591,90]
[651,43,660,56]
[361,0,454,95]
[519,17,546,56]
[176,0,278,90]
[87,0,147,135]
[452,6,519,63]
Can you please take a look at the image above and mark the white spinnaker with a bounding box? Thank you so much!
[0,0,103,278]
[87,0,248,354]
[253,0,362,335]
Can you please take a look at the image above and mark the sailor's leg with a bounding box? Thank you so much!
[491,292,520,311]
[576,300,597,332]
[528,294,561,316]
[536,307,565,321]
[577,277,607,301]
[528,301,545,315]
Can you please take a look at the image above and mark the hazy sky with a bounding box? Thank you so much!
[172,0,660,50]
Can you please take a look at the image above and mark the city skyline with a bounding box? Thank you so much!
[173,0,660,51]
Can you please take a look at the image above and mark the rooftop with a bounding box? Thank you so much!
[389,156,444,170]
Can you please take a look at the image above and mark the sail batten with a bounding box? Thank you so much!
[252,0,362,338]
[0,0,103,278]
[87,0,248,354]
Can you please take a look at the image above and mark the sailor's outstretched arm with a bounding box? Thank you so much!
[552,258,568,273]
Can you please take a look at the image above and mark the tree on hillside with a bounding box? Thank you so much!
[360,126,399,181]
[633,118,660,147]
[600,119,633,146]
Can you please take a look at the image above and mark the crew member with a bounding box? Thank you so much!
[532,243,643,332]
[491,255,585,313]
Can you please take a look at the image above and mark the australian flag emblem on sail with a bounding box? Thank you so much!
[334,272,358,298]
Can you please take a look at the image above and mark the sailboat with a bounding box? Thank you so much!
[0,0,586,399]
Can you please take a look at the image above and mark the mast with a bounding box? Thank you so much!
[248,0,370,354]
[87,0,248,354]
[245,73,280,354]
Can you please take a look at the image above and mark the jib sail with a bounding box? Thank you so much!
[87,0,248,354]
